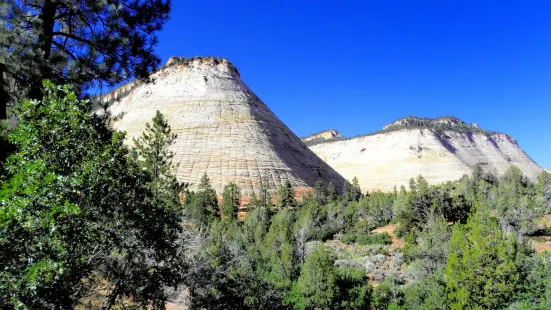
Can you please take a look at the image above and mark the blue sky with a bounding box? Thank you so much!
[153,0,551,168]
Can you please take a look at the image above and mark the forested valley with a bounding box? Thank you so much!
[2,82,551,309]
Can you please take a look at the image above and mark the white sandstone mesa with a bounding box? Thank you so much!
[305,116,543,192]
[96,58,542,197]
[96,57,344,198]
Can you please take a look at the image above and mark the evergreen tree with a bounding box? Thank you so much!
[277,180,297,209]
[351,176,363,201]
[396,176,432,237]
[0,0,171,116]
[535,170,551,213]
[392,185,409,217]
[314,180,327,205]
[286,245,371,309]
[0,82,184,309]
[404,215,451,278]
[132,110,185,210]
[262,209,297,293]
[221,182,241,221]
[446,207,532,309]
[493,166,541,237]
[258,179,273,209]
[245,190,259,211]
[400,269,447,310]
[243,202,270,247]
[343,180,351,201]
[514,251,551,309]
[327,181,338,202]
[286,245,337,309]
[343,177,362,202]
[188,173,219,226]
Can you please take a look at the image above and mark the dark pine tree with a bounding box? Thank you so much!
[221,182,241,221]
[188,173,219,226]
[277,180,297,209]
[0,0,171,171]
[0,0,171,116]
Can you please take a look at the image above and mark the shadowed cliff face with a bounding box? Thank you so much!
[308,119,542,192]
[97,57,344,197]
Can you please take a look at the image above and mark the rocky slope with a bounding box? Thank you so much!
[96,57,344,197]
[302,129,344,145]
[308,116,543,192]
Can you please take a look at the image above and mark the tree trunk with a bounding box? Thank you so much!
[30,0,58,100]
[0,62,7,120]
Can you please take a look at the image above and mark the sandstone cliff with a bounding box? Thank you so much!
[308,116,543,192]
[96,57,344,197]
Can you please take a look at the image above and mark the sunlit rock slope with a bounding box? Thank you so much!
[308,116,543,192]
[96,57,344,197]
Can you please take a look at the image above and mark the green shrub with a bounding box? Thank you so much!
[341,233,356,244]
[342,232,392,246]
[358,232,393,246]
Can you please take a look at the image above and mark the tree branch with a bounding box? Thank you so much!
[52,40,78,61]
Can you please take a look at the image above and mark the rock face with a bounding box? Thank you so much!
[308,117,543,192]
[97,57,344,197]
[302,129,344,144]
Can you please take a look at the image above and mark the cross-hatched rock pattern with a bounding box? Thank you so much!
[309,128,543,192]
[97,57,344,197]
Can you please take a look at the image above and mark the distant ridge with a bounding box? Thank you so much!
[304,115,504,147]
[302,129,344,145]
[307,115,542,192]
[380,115,500,135]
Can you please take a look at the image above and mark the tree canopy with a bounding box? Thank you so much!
[0,82,184,308]
[0,0,171,118]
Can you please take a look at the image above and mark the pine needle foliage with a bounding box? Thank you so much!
[0,0,171,116]
[133,110,185,211]
[221,182,241,221]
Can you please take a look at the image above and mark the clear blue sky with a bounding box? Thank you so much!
[153,0,551,169]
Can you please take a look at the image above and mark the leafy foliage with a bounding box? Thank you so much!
[0,82,184,309]
[286,245,371,309]
[446,209,532,309]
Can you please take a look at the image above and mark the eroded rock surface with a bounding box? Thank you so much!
[308,117,543,192]
[97,57,344,197]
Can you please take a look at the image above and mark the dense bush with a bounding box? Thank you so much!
[0,83,185,308]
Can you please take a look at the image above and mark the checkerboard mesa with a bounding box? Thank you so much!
[95,57,344,198]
